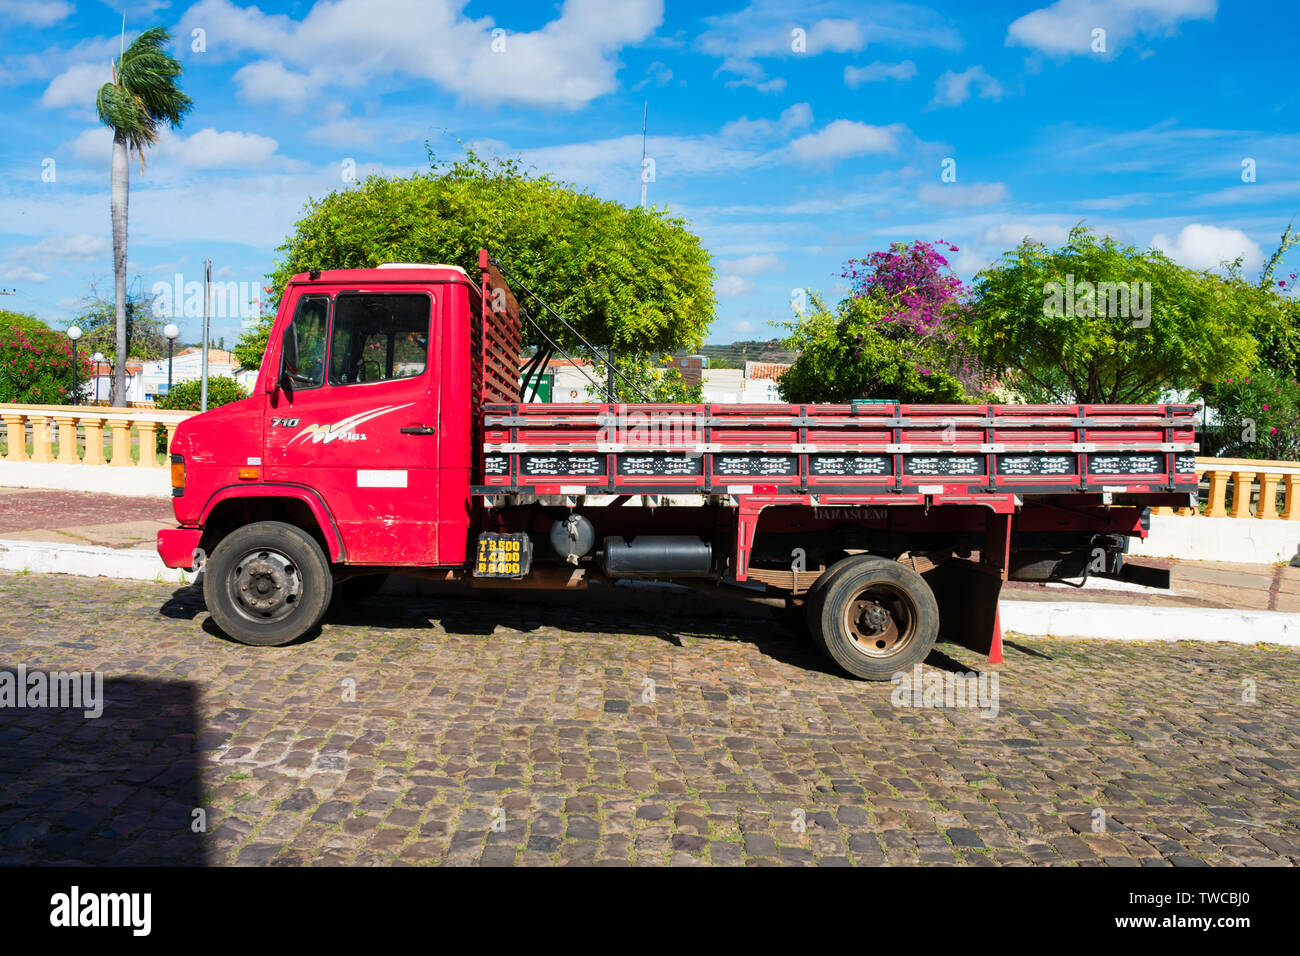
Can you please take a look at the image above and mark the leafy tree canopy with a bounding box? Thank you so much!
[778,293,968,404]
[960,225,1264,404]
[269,150,715,365]
[72,284,169,361]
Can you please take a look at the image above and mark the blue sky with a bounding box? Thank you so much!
[1,0,1297,349]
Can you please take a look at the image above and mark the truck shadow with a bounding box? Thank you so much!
[158,583,976,682]
[0,674,205,865]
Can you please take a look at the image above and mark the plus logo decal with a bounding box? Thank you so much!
[288,403,414,445]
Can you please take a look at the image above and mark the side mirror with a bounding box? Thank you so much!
[278,322,299,394]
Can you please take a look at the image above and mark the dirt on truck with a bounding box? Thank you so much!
[158,250,1199,680]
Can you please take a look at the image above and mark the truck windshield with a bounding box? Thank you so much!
[329,292,430,386]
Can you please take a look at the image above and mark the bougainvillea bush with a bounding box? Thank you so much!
[840,240,988,393]
[0,312,89,405]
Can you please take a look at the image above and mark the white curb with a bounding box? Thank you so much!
[0,538,187,583]
[999,600,1299,646]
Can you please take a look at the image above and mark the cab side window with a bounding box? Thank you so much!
[290,294,330,389]
[329,293,431,386]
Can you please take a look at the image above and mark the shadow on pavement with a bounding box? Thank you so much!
[0,674,204,865]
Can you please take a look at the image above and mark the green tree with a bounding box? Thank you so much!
[269,150,715,367]
[1256,224,1300,378]
[778,293,968,404]
[0,312,90,405]
[233,312,273,372]
[962,225,1261,403]
[96,26,192,406]
[585,354,704,403]
[72,284,167,361]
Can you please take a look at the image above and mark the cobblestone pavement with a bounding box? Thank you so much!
[1,570,1297,867]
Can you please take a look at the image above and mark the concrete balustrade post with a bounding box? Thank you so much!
[1206,469,1230,517]
[1228,471,1256,519]
[54,414,79,463]
[163,422,179,457]
[1284,475,1300,521]
[29,416,52,463]
[2,413,27,462]
[108,418,132,467]
[1257,473,1283,520]
[81,416,105,466]
[136,421,159,468]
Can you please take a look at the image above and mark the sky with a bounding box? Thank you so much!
[1,0,1297,350]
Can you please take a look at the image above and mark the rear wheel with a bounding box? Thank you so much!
[204,521,333,647]
[806,555,939,680]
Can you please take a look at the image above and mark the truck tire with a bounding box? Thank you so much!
[204,521,333,647]
[806,555,939,680]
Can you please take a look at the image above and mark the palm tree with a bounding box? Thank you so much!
[96,26,192,406]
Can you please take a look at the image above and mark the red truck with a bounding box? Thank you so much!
[158,251,1198,680]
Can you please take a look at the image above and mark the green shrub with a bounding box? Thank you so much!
[1196,368,1300,461]
[156,375,248,412]
[0,312,90,405]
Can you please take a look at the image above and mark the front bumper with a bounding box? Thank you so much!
[157,527,204,569]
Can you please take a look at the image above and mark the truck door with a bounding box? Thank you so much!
[264,288,441,565]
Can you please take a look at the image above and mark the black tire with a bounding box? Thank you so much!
[204,521,333,647]
[806,555,939,680]
[330,573,388,612]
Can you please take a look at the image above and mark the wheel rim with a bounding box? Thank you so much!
[841,582,916,657]
[227,547,302,625]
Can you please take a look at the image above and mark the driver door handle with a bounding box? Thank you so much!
[400,425,437,435]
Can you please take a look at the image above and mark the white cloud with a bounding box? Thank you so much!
[696,2,960,58]
[787,120,902,162]
[718,253,784,276]
[0,264,50,283]
[180,0,664,111]
[41,62,110,110]
[0,0,72,25]
[930,66,1003,107]
[720,103,813,140]
[232,61,317,108]
[632,60,673,90]
[1150,223,1261,272]
[1007,0,1217,57]
[716,275,755,297]
[66,125,279,171]
[715,57,787,94]
[10,234,108,265]
[918,182,1010,206]
[844,60,917,86]
[164,128,280,169]
[982,222,1072,247]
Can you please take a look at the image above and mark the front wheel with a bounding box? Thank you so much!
[806,555,939,680]
[204,521,333,646]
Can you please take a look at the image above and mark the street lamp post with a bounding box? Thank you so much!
[92,352,105,405]
[164,324,180,395]
[66,326,82,404]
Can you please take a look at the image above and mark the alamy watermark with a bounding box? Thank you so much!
[151,273,264,326]
[890,664,999,718]
[0,664,103,718]
[1044,274,1151,328]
